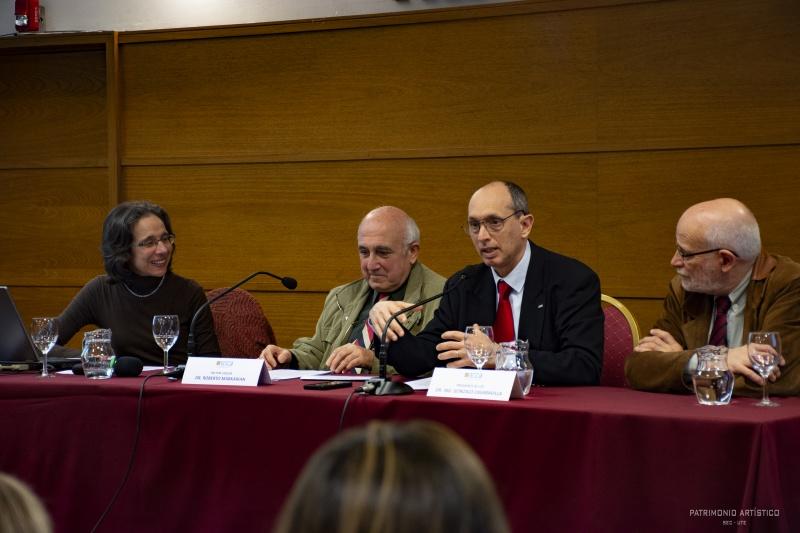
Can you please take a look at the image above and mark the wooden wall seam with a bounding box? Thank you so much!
[106,32,121,207]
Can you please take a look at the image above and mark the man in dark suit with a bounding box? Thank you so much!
[371,181,603,385]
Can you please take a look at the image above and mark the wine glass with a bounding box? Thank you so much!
[152,315,180,374]
[748,331,781,407]
[31,317,58,379]
[464,325,495,370]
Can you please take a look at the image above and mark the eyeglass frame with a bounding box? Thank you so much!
[135,234,175,249]
[675,246,739,260]
[463,210,525,235]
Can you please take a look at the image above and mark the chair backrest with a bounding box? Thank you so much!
[600,294,641,387]
[205,288,276,358]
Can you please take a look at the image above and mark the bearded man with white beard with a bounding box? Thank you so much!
[625,198,800,396]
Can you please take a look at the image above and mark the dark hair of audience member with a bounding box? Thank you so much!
[273,420,510,533]
[0,472,52,533]
[101,200,175,282]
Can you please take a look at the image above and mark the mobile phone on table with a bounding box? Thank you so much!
[303,380,352,390]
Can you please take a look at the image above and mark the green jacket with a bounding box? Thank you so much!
[292,262,446,372]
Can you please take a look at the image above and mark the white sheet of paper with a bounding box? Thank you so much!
[268,369,330,381]
[427,368,522,401]
[300,373,371,381]
[406,377,432,390]
[58,365,163,375]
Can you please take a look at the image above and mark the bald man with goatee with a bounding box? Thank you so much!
[626,198,800,396]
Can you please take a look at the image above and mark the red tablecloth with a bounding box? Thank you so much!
[1,372,797,533]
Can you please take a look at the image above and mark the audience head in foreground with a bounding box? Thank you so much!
[0,472,52,533]
[626,198,800,396]
[274,420,510,533]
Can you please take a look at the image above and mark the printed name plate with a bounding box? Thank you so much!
[427,368,522,401]
[182,357,271,387]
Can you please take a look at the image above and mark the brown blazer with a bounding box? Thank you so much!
[625,251,800,396]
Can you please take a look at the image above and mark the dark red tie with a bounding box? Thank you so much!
[356,293,389,348]
[493,280,514,343]
[708,296,731,347]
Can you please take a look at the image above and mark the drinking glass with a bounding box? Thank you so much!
[152,315,180,374]
[80,330,115,379]
[31,317,58,378]
[496,339,533,395]
[748,331,781,407]
[691,345,734,405]
[464,325,495,370]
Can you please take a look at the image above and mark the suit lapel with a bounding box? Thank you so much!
[469,266,498,327]
[742,278,764,344]
[337,282,371,346]
[401,263,424,331]
[518,242,545,344]
[683,292,713,348]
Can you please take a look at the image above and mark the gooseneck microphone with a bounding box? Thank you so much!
[186,271,298,360]
[366,269,471,396]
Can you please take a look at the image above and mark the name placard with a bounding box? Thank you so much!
[427,368,522,401]
[182,357,270,387]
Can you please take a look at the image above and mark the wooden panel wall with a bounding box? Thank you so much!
[1,0,798,348]
[0,37,114,347]
[0,46,108,168]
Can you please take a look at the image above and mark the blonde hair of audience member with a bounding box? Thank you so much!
[274,420,510,533]
[0,472,52,533]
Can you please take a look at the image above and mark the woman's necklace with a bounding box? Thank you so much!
[123,275,166,298]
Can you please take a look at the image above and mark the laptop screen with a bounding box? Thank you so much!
[0,286,41,363]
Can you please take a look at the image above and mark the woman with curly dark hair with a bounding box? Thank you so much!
[53,201,218,366]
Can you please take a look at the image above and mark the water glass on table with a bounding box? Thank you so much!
[31,317,58,379]
[748,331,781,407]
[81,329,115,379]
[691,345,734,405]
[152,314,180,374]
[496,339,533,395]
[464,325,495,370]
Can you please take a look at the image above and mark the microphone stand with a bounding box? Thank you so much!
[365,272,468,396]
[169,271,297,379]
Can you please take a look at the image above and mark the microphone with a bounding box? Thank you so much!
[114,356,143,377]
[186,271,298,359]
[369,268,472,396]
[164,365,186,379]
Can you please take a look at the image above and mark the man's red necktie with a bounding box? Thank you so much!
[708,295,731,347]
[493,280,515,342]
[357,293,389,348]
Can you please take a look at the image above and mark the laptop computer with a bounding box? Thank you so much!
[0,286,79,370]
